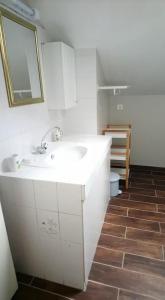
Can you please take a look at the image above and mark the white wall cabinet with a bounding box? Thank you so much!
[0,153,109,290]
[43,42,77,110]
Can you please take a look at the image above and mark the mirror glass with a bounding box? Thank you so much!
[0,9,44,106]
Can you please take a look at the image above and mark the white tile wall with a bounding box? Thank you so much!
[62,240,84,289]
[37,210,59,237]
[57,183,82,215]
[34,181,58,211]
[59,213,83,244]
[10,206,43,277]
[40,236,63,284]
[0,177,35,208]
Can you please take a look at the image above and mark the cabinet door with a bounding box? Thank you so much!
[62,43,77,108]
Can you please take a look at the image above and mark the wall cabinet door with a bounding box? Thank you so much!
[43,42,77,110]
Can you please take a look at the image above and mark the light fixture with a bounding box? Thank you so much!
[0,0,40,21]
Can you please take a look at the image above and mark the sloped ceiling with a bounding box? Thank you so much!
[27,0,165,95]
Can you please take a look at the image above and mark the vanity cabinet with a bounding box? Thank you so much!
[0,155,109,290]
[42,42,77,110]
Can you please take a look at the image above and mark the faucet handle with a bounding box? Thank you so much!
[41,142,48,150]
[53,127,63,141]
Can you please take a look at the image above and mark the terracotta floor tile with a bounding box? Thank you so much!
[130,182,156,190]
[156,185,165,191]
[152,171,165,176]
[102,222,126,237]
[32,277,80,298]
[126,227,165,246]
[119,289,156,300]
[127,188,155,196]
[89,262,165,299]
[99,234,162,259]
[128,209,165,223]
[154,180,165,186]
[94,246,123,267]
[73,281,118,300]
[130,178,153,184]
[157,190,165,197]
[110,198,157,211]
[107,205,128,216]
[105,214,160,232]
[12,284,66,300]
[114,192,130,199]
[124,253,165,278]
[160,223,165,233]
[130,165,154,171]
[158,204,165,213]
[130,194,165,205]
[152,175,165,180]
[16,272,33,285]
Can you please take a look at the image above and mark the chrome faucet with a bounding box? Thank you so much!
[36,126,63,154]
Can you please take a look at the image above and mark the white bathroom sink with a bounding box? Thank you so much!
[47,145,87,165]
[23,144,88,168]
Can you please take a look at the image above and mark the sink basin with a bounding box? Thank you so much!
[23,144,88,168]
[48,145,87,165]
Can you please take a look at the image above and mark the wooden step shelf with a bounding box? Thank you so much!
[102,124,131,189]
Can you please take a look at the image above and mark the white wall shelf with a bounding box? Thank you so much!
[98,85,129,90]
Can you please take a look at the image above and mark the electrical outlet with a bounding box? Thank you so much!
[117,104,123,110]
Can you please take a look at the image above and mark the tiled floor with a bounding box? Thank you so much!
[13,165,165,300]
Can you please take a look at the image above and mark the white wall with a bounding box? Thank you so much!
[97,55,109,134]
[63,49,98,135]
[0,26,64,171]
[109,95,165,167]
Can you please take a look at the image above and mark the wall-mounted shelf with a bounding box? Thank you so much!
[98,85,129,90]
[102,124,132,189]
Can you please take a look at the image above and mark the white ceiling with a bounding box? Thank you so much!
[27,0,165,95]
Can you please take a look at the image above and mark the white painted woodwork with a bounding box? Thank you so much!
[42,42,77,110]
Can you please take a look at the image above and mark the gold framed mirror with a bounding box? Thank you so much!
[0,7,44,107]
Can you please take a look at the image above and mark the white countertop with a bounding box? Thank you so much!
[0,135,111,185]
